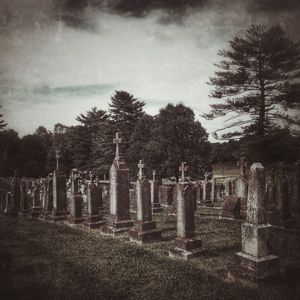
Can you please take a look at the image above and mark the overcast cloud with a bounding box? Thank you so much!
[0,0,299,139]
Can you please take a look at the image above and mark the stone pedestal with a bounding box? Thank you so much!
[84,183,105,229]
[69,194,84,224]
[48,170,68,222]
[203,180,214,207]
[101,158,133,236]
[130,174,161,245]
[129,187,137,212]
[233,176,248,219]
[169,180,204,260]
[42,174,53,219]
[229,163,279,283]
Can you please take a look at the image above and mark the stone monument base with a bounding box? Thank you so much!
[101,216,133,236]
[84,215,105,229]
[205,200,214,207]
[68,216,84,224]
[129,220,161,244]
[29,206,42,218]
[169,237,204,261]
[47,210,68,222]
[152,203,163,213]
[228,252,279,284]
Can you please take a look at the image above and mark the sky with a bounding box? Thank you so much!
[0,0,300,140]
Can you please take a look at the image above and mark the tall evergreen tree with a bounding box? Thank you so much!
[204,25,300,139]
[109,90,145,160]
[0,105,7,130]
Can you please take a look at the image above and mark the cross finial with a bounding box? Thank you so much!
[152,170,156,181]
[138,160,144,180]
[55,149,60,170]
[204,171,209,181]
[113,132,122,159]
[179,162,188,181]
[237,156,247,177]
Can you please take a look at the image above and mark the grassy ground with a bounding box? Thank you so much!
[0,209,299,300]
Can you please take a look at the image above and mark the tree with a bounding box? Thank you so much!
[205,25,300,140]
[109,90,145,159]
[144,103,211,179]
[0,105,7,130]
[0,129,20,176]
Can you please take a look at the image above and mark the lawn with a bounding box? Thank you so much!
[0,209,299,300]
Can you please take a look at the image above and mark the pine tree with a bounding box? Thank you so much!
[204,25,300,139]
[109,91,145,160]
[0,105,7,130]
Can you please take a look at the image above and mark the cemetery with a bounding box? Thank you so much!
[0,133,299,299]
[1,2,300,299]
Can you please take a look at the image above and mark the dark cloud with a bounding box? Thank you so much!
[246,0,300,14]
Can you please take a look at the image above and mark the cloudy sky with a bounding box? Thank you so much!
[1,0,299,140]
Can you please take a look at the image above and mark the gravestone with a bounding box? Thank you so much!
[69,169,84,224]
[266,168,276,210]
[11,172,20,213]
[85,182,105,229]
[130,161,161,244]
[210,178,217,204]
[4,192,13,216]
[151,170,163,213]
[203,173,213,207]
[101,133,133,236]
[221,195,241,219]
[19,182,29,216]
[169,163,204,260]
[229,163,279,283]
[43,174,53,219]
[129,186,137,212]
[49,160,68,222]
[29,183,43,218]
[272,163,294,227]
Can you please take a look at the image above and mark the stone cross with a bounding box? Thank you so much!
[237,157,247,177]
[55,149,60,170]
[113,132,122,159]
[179,162,188,181]
[138,160,144,180]
[152,170,156,182]
[204,172,209,182]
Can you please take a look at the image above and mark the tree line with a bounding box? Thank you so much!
[0,24,299,179]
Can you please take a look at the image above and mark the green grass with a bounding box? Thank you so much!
[0,210,299,300]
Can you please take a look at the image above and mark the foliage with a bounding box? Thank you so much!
[205,24,300,140]
[144,103,211,179]
[0,129,20,176]
[0,105,7,131]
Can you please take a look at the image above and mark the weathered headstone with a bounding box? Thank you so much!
[85,181,105,229]
[29,182,43,218]
[49,168,68,222]
[266,168,276,210]
[69,169,84,224]
[4,192,13,216]
[130,161,161,244]
[203,173,213,207]
[221,195,241,219]
[19,182,29,216]
[229,163,279,283]
[151,170,163,213]
[43,174,53,219]
[169,163,204,260]
[101,133,133,236]
[129,185,137,212]
[272,163,293,227]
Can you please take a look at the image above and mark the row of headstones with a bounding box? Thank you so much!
[222,160,300,228]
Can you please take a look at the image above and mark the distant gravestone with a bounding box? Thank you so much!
[101,133,133,236]
[29,183,42,218]
[151,170,163,213]
[272,163,294,227]
[229,163,279,283]
[158,185,173,206]
[169,163,204,260]
[69,169,84,224]
[49,169,68,222]
[43,174,53,219]
[85,182,105,229]
[4,192,13,216]
[19,182,29,216]
[221,195,241,219]
[130,161,161,244]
